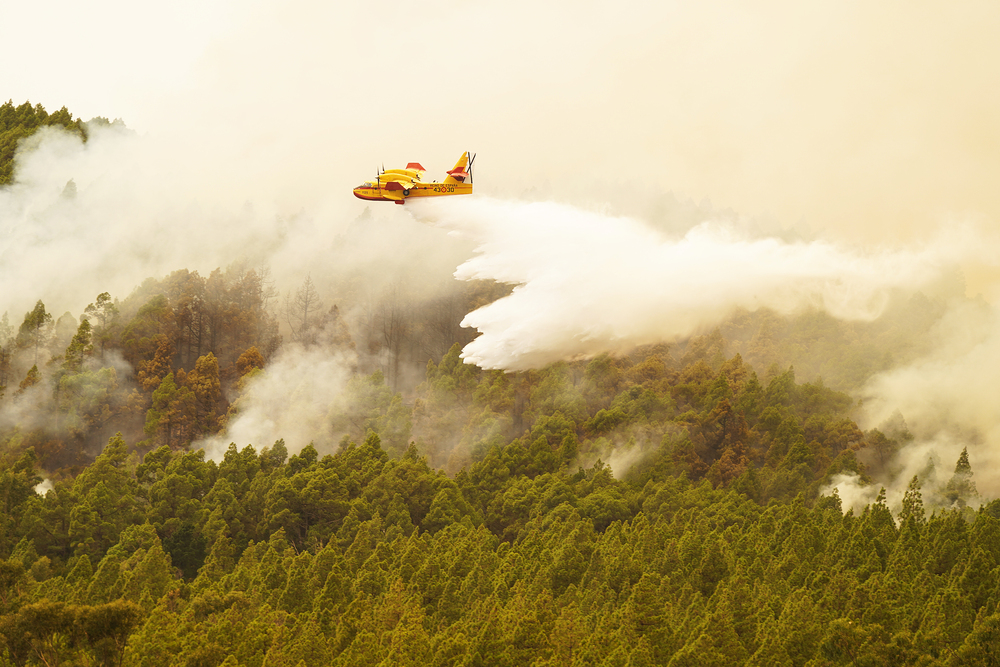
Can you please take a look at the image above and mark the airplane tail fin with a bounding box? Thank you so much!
[443,151,473,184]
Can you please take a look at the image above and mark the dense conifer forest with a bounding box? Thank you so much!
[2,102,999,665]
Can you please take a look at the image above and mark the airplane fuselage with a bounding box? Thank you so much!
[354,153,475,204]
[353,180,472,204]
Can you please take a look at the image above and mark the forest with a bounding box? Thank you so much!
[2,101,999,666]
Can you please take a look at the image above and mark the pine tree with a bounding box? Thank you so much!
[945,447,979,509]
[145,373,196,449]
[17,301,53,365]
[900,475,926,525]
[16,364,40,395]
[186,352,222,435]
[83,292,120,361]
[62,319,93,373]
[285,275,323,343]
[950,611,1000,667]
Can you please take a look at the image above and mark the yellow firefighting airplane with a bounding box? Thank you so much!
[353,151,475,205]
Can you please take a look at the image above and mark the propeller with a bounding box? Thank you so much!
[467,151,476,184]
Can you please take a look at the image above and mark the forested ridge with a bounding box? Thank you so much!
[2,277,998,665]
[2,103,999,666]
[0,100,126,187]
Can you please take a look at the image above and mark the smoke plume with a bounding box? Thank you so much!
[841,299,1000,503]
[197,344,356,461]
[409,196,984,371]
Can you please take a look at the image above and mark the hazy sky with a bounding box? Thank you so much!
[7,1,1000,252]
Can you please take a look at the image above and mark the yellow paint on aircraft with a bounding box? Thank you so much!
[353,152,475,205]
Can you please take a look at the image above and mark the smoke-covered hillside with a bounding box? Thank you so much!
[5,0,1000,662]
[3,102,1000,663]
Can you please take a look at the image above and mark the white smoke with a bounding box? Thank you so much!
[823,473,884,514]
[195,344,356,461]
[0,122,466,331]
[863,300,1000,442]
[0,348,134,437]
[822,432,979,515]
[0,123,286,319]
[408,196,985,371]
[34,478,54,495]
[852,299,1000,499]
[0,123,467,462]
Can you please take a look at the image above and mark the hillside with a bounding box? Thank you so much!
[1,101,998,666]
[0,260,997,663]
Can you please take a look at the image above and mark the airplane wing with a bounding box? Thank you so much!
[383,182,408,200]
